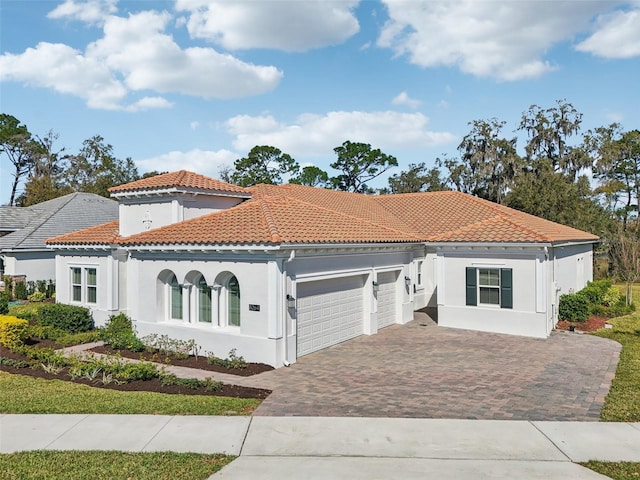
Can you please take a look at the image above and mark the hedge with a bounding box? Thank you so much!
[0,315,29,350]
[38,304,93,333]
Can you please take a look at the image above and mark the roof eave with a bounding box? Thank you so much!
[428,241,552,249]
[110,187,251,200]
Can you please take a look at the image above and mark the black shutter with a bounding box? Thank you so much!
[466,267,477,306]
[500,268,513,309]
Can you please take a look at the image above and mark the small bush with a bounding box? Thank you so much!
[38,304,93,333]
[141,334,197,359]
[27,291,47,303]
[114,361,159,382]
[206,348,248,369]
[579,279,612,305]
[8,302,42,322]
[0,315,29,349]
[3,275,13,299]
[14,281,27,300]
[0,293,8,315]
[559,292,590,322]
[100,314,145,352]
[602,286,621,307]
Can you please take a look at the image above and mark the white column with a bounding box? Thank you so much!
[182,284,191,323]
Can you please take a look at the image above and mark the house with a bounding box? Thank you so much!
[1,193,118,283]
[47,170,598,367]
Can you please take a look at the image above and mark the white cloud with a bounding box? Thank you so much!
[136,149,238,178]
[0,42,128,110]
[391,91,421,109]
[190,121,200,130]
[225,110,455,156]
[175,0,360,52]
[437,100,449,109]
[606,112,625,123]
[576,7,640,58]
[377,0,612,81]
[48,0,117,25]
[0,8,282,110]
[88,10,283,99]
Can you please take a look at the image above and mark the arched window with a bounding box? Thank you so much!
[197,275,212,323]
[227,275,241,327]
[170,274,183,320]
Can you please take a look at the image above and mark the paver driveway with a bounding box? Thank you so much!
[244,312,621,420]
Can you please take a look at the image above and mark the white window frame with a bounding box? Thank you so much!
[478,267,500,306]
[70,266,98,305]
[417,261,423,286]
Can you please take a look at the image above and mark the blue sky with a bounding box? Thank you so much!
[1,0,639,203]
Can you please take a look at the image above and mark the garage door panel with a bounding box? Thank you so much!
[377,271,398,329]
[297,276,364,357]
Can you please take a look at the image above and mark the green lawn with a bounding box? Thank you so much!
[582,461,640,480]
[0,451,233,480]
[0,372,260,415]
[592,305,640,422]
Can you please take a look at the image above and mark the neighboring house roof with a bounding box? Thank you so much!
[0,207,42,232]
[47,171,599,248]
[109,170,250,196]
[0,193,118,251]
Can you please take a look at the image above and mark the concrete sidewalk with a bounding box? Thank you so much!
[2,415,640,479]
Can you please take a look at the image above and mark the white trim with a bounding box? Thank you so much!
[296,268,372,283]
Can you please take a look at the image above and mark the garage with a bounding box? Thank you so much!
[377,271,398,329]
[296,275,365,357]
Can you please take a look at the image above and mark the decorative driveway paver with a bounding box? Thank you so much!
[243,313,620,420]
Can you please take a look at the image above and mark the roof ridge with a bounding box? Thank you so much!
[14,193,77,248]
[490,212,550,242]
[269,195,424,241]
[258,199,282,243]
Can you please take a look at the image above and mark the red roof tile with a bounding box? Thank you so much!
[46,220,120,245]
[50,171,599,247]
[109,170,250,195]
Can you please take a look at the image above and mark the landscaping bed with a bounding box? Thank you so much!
[556,316,609,333]
[90,344,274,377]
[0,344,270,400]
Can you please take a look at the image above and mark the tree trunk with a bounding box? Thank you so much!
[626,281,632,306]
[9,176,19,206]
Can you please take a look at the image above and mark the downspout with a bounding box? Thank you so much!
[282,249,296,367]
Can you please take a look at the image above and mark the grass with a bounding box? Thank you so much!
[592,304,640,422]
[582,461,640,480]
[0,372,260,415]
[0,451,234,480]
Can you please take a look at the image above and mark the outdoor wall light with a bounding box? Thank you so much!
[286,294,296,308]
[372,281,379,293]
[405,276,411,288]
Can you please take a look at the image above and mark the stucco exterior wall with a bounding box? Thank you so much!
[552,243,594,296]
[1,251,56,282]
[118,194,245,237]
[436,246,550,338]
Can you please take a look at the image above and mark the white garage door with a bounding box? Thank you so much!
[377,271,398,329]
[297,275,365,357]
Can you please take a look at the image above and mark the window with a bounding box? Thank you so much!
[198,276,212,323]
[71,268,82,302]
[417,261,423,285]
[170,275,183,320]
[478,268,500,305]
[71,267,97,304]
[86,268,97,304]
[465,267,512,309]
[227,275,241,327]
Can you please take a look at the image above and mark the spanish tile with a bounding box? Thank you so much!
[49,172,599,247]
[108,170,250,195]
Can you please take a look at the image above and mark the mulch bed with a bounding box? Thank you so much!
[0,345,271,400]
[556,316,609,333]
[89,345,274,377]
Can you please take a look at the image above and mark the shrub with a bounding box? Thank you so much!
[559,292,590,322]
[0,293,8,315]
[579,279,612,305]
[38,303,93,333]
[28,291,47,303]
[8,302,42,322]
[141,334,197,359]
[14,281,27,300]
[3,275,13,300]
[602,286,621,307]
[206,348,248,369]
[100,314,145,352]
[0,315,29,349]
[114,361,159,381]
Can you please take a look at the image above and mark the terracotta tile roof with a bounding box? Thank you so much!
[108,170,250,195]
[51,171,599,247]
[118,195,421,246]
[374,191,599,243]
[46,220,120,245]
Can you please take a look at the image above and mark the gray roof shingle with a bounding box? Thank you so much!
[0,193,118,250]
